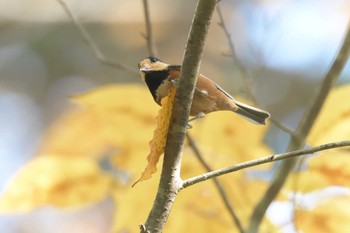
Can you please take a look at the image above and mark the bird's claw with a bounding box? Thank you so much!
[188,112,205,123]
[171,79,179,88]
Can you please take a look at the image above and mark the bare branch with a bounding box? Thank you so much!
[217,5,251,97]
[186,134,244,233]
[182,140,350,189]
[142,0,158,56]
[216,5,297,139]
[269,118,299,142]
[141,1,218,232]
[297,27,350,137]
[248,22,350,233]
[56,0,138,76]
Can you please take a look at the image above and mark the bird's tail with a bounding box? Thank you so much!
[234,100,270,125]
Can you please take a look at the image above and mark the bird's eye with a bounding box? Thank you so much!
[148,56,159,63]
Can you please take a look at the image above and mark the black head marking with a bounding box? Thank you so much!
[148,56,161,63]
[143,70,169,104]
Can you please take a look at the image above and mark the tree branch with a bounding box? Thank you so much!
[182,140,350,188]
[247,22,350,233]
[186,134,244,233]
[297,28,350,137]
[216,5,298,139]
[141,1,217,232]
[141,2,241,231]
[56,0,138,76]
[216,5,251,96]
[141,0,158,56]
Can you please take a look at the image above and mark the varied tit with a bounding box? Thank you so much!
[138,56,270,125]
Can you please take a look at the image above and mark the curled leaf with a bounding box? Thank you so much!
[132,87,176,187]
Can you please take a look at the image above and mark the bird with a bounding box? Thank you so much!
[138,56,270,125]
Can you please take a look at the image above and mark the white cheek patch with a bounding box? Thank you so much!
[155,80,172,103]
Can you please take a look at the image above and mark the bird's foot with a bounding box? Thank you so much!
[171,79,179,88]
[188,112,205,123]
[187,113,205,129]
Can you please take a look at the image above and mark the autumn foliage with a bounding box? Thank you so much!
[1,84,350,232]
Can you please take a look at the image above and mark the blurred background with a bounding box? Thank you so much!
[0,0,349,232]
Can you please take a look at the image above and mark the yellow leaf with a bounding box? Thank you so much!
[188,106,271,164]
[309,84,350,145]
[296,151,350,192]
[27,84,274,232]
[37,108,108,158]
[288,84,350,193]
[296,195,350,233]
[114,150,275,233]
[289,151,350,192]
[38,84,158,159]
[112,97,274,232]
[132,87,176,186]
[309,151,350,186]
[0,155,111,213]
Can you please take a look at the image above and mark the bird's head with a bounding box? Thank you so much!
[138,56,168,72]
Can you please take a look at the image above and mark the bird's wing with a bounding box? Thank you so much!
[167,65,181,71]
[213,82,235,101]
[167,65,182,82]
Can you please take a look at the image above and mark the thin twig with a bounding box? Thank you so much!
[269,118,299,142]
[141,0,158,56]
[247,22,350,233]
[297,26,350,137]
[217,5,251,97]
[216,5,298,139]
[56,0,138,76]
[186,134,245,233]
[182,140,350,188]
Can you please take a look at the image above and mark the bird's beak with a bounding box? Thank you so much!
[140,67,150,72]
